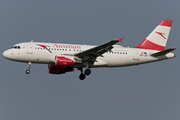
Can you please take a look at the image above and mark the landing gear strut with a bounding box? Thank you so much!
[26,62,31,74]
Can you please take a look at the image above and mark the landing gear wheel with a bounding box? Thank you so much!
[26,69,30,74]
[85,69,91,75]
[79,73,86,80]
[26,62,31,74]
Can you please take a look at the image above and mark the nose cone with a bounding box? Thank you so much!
[3,50,8,58]
[3,50,11,59]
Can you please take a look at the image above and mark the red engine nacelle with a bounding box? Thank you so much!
[49,64,66,74]
[48,64,74,74]
[56,56,74,67]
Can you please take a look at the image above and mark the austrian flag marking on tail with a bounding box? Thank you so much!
[159,20,173,27]
[135,20,173,51]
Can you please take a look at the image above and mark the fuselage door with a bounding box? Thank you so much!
[27,40,33,54]
[133,49,139,60]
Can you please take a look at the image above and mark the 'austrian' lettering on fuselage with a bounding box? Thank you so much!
[53,44,81,49]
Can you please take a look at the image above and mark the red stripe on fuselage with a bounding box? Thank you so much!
[159,20,173,27]
[135,39,165,51]
[36,44,52,53]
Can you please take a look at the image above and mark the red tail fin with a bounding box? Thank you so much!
[135,20,173,51]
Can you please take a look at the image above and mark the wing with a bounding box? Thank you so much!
[74,38,123,61]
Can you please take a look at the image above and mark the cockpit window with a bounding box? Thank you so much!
[11,46,21,49]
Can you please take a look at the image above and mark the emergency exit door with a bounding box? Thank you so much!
[27,41,33,54]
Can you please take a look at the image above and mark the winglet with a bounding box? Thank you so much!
[118,38,123,43]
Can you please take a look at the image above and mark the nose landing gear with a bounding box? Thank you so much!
[26,62,31,74]
[26,69,30,74]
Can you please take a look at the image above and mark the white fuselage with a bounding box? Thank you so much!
[3,42,175,68]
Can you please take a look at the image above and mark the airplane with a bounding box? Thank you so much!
[3,20,175,80]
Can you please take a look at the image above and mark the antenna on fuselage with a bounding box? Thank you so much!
[31,40,33,42]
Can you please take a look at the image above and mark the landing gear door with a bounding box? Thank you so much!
[27,40,33,54]
[133,49,139,60]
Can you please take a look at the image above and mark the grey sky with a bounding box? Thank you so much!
[0,0,180,120]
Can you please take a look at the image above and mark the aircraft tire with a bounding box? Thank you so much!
[85,69,91,75]
[79,73,86,80]
[26,70,30,74]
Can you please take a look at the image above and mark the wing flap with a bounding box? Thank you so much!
[75,38,123,60]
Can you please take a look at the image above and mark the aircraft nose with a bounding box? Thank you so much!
[3,50,10,59]
[3,50,7,58]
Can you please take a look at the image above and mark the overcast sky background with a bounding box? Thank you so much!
[0,0,180,120]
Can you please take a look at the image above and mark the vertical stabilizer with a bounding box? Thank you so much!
[135,20,173,51]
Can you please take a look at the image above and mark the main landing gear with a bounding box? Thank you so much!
[26,62,31,74]
[78,68,91,80]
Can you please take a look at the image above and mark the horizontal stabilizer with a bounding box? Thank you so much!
[151,48,176,57]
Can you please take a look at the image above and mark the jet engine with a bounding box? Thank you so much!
[50,55,75,67]
[48,64,74,74]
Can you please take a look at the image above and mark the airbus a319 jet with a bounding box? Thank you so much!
[3,20,175,80]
